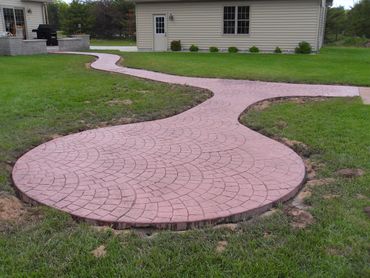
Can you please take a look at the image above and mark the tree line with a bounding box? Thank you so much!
[48,0,135,39]
[325,0,370,45]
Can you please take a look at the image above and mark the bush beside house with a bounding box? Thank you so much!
[228,47,239,53]
[274,47,282,54]
[189,45,199,52]
[295,41,312,54]
[171,40,182,51]
[249,46,260,53]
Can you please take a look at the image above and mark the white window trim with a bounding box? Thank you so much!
[222,5,250,36]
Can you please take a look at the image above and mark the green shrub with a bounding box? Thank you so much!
[295,41,312,54]
[274,47,282,54]
[209,46,219,53]
[228,47,239,53]
[249,46,259,53]
[170,40,182,51]
[189,44,199,52]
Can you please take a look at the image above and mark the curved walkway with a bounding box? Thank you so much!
[12,53,359,230]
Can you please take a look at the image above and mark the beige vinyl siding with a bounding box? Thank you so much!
[0,0,45,39]
[136,0,322,52]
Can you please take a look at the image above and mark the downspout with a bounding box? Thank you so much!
[44,2,49,24]
[317,0,327,53]
[315,0,322,53]
[321,5,327,48]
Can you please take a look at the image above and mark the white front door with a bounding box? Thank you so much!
[153,15,167,51]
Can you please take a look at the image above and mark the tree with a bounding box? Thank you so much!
[325,6,347,41]
[47,0,68,29]
[347,0,370,38]
[89,0,123,38]
[112,0,136,39]
[61,0,94,35]
[51,0,136,38]
[89,0,135,38]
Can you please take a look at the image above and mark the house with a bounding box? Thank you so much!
[134,0,327,52]
[0,0,51,40]
[0,0,90,56]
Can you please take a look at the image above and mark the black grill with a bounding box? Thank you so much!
[32,24,58,46]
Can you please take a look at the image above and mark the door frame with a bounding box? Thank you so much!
[152,14,167,51]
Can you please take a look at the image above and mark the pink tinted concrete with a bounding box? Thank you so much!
[12,52,359,230]
[360,87,370,105]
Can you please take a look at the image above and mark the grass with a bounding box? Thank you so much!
[0,55,369,276]
[91,38,136,46]
[119,47,370,86]
[241,97,370,176]
[0,54,209,193]
[325,35,369,47]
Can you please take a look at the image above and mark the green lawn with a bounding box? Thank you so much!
[0,55,369,276]
[119,47,370,86]
[91,38,136,46]
[0,54,209,193]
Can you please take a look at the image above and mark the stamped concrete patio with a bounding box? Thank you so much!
[12,53,359,230]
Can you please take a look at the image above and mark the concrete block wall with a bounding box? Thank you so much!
[0,37,23,55]
[22,40,47,55]
[0,37,47,55]
[0,35,90,55]
[58,35,90,51]
[72,35,90,50]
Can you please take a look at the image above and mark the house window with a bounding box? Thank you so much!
[3,8,16,34]
[155,16,165,34]
[14,9,25,28]
[223,6,250,35]
[223,6,236,34]
[3,8,26,38]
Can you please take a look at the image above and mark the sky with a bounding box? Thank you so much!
[333,0,359,8]
[61,0,358,9]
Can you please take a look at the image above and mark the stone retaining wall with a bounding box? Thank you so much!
[0,37,47,56]
[0,34,90,56]
[58,35,90,51]
[22,40,48,55]
[72,35,90,50]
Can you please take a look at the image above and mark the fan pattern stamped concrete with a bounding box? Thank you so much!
[12,53,359,230]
